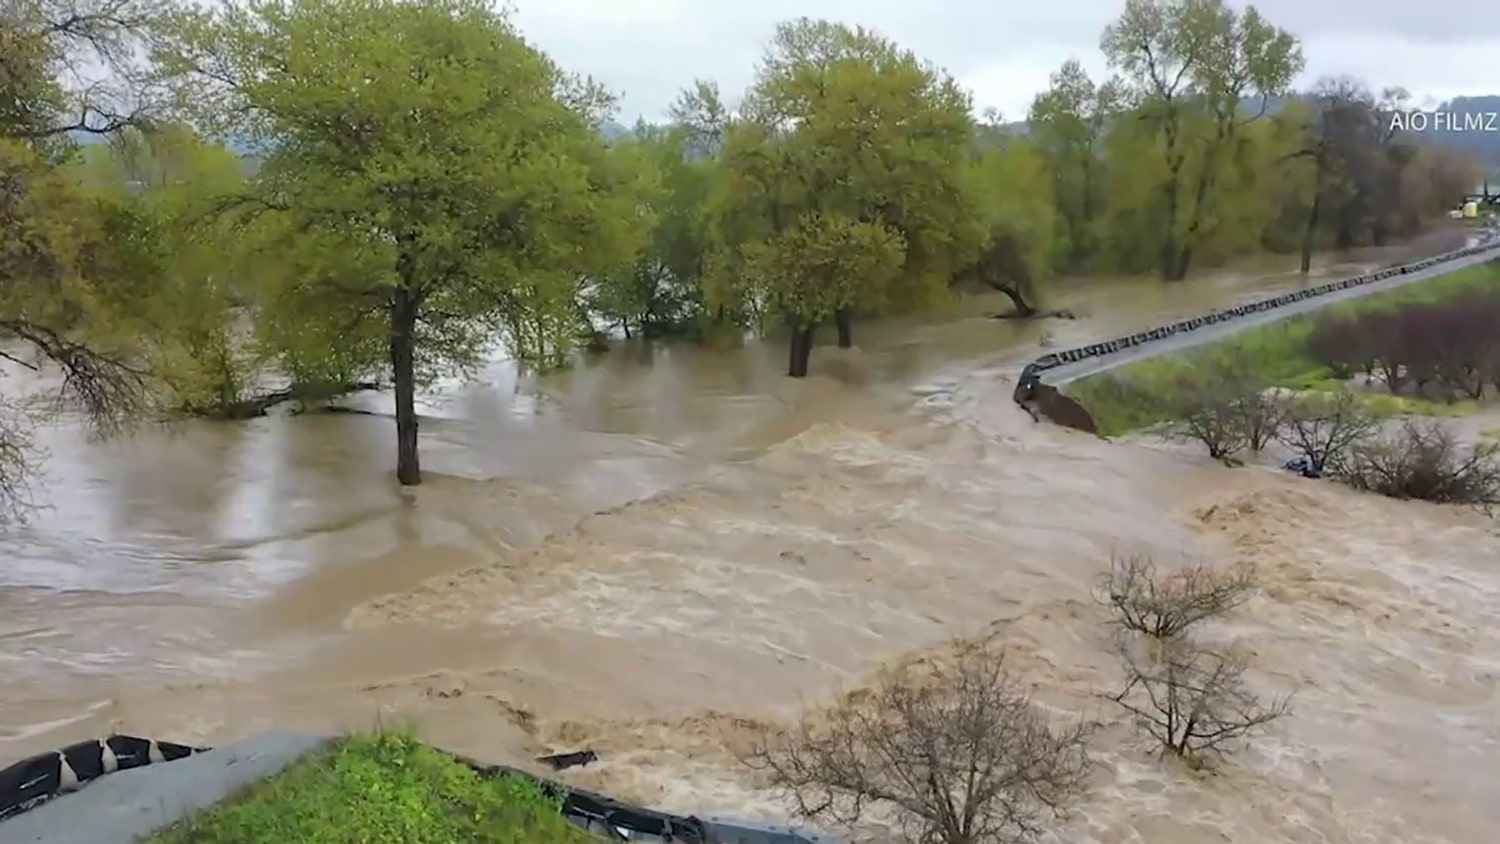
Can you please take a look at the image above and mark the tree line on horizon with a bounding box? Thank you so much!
[0,0,1484,497]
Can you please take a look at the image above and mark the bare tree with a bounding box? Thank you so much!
[1106,635,1291,765]
[2,0,178,141]
[0,398,43,525]
[1305,313,1377,382]
[1231,389,1285,454]
[1288,77,1376,273]
[1342,421,1500,512]
[745,636,1094,844]
[1276,390,1379,476]
[1094,554,1257,641]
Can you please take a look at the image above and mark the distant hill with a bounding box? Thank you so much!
[63,94,1498,176]
[1429,96,1500,166]
[1265,93,1500,166]
[999,92,1499,167]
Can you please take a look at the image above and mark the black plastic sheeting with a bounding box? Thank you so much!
[1020,241,1500,396]
[0,735,209,822]
[2,736,842,844]
[452,750,715,843]
[451,751,843,844]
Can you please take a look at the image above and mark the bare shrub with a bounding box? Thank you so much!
[1454,291,1500,400]
[1419,292,1500,400]
[1156,360,1280,460]
[1229,388,1285,453]
[1360,310,1410,394]
[1397,302,1447,397]
[1155,377,1247,459]
[746,636,1094,844]
[1094,554,1256,641]
[1106,635,1291,764]
[1333,292,1500,400]
[1341,420,1500,511]
[1277,389,1379,476]
[1305,314,1375,380]
[1399,301,1489,400]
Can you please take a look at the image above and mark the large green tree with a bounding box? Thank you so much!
[160,0,647,485]
[72,125,267,415]
[707,18,977,377]
[1102,0,1302,281]
[587,122,717,341]
[1027,60,1124,271]
[961,139,1061,317]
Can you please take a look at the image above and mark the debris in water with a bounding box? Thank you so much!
[537,749,598,771]
[1282,457,1322,479]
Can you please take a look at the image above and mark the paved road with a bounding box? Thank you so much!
[1044,244,1500,387]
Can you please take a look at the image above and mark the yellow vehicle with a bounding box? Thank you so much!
[1463,201,1479,219]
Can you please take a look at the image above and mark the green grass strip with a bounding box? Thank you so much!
[145,731,595,844]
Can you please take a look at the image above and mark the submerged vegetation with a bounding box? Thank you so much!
[145,731,591,844]
[0,0,1486,501]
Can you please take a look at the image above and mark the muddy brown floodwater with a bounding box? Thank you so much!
[3,234,1498,844]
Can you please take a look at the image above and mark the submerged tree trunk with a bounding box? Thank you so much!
[185,380,383,420]
[1159,210,1185,280]
[996,284,1037,317]
[1175,138,1223,282]
[389,284,421,486]
[1300,188,1322,274]
[834,308,853,349]
[1159,128,1187,282]
[787,321,817,378]
[1174,242,1195,282]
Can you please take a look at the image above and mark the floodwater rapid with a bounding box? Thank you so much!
[3,235,1498,844]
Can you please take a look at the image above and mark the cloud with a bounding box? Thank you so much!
[509,0,1500,123]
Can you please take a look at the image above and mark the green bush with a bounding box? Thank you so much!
[147,731,592,844]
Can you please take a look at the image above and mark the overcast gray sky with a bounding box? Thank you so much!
[510,0,1500,124]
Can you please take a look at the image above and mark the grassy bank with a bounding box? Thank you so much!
[146,732,592,844]
[1068,261,1500,436]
